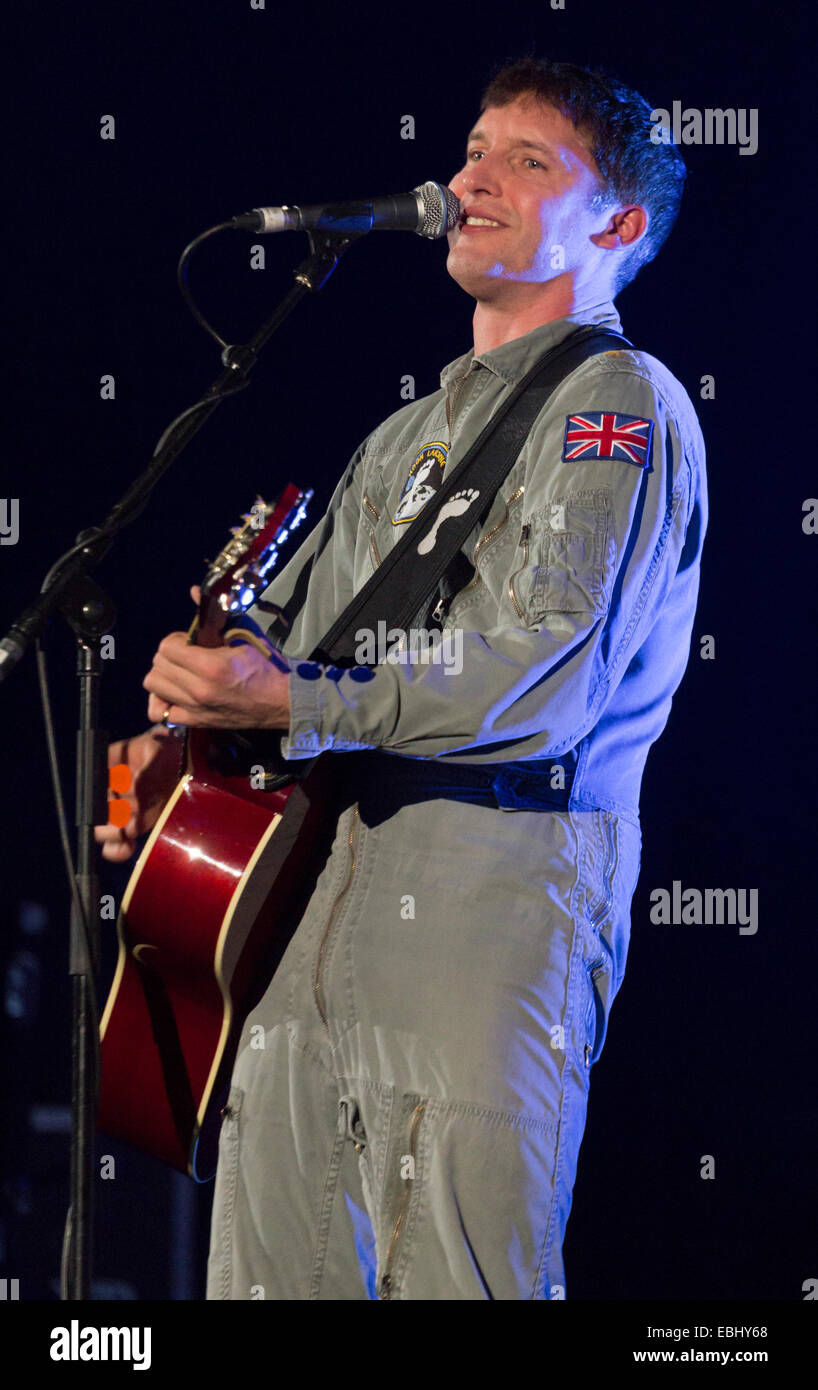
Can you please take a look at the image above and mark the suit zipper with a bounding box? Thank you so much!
[363,494,383,570]
[584,956,604,1071]
[378,1102,425,1300]
[587,811,619,933]
[458,486,525,597]
[314,806,359,1027]
[508,522,531,619]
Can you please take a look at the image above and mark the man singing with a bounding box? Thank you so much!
[96,57,707,1300]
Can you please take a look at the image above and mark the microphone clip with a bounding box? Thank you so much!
[295,228,366,290]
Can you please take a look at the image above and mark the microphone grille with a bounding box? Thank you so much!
[413,181,461,238]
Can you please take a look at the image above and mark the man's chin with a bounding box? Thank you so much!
[446,247,503,295]
[447,241,492,282]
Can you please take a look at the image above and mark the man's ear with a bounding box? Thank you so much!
[591,205,648,250]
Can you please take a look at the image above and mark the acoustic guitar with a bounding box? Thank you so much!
[98,484,334,1180]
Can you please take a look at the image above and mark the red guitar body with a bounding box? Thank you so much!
[98,486,330,1179]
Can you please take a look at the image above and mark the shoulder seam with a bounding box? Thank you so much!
[561,358,693,438]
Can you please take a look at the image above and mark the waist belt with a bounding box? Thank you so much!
[332,747,577,815]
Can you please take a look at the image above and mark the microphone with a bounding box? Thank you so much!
[232,181,461,240]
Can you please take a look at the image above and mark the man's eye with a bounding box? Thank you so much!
[525,157,544,169]
[467,149,484,161]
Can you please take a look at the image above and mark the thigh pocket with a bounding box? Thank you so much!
[379,1095,564,1300]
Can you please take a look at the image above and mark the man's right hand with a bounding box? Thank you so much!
[94,726,183,863]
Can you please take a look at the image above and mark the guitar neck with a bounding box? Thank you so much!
[188,600,225,650]
[185,483,313,654]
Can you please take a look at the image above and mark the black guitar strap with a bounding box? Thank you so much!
[217,324,633,791]
[311,324,632,664]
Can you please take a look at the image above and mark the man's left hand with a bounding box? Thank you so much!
[143,632,291,730]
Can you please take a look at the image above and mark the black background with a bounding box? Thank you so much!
[2,0,815,1302]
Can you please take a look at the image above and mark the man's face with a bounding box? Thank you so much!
[446,95,613,300]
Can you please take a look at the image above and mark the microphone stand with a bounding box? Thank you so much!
[0,227,362,1300]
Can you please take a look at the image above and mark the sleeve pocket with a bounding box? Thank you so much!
[530,490,614,617]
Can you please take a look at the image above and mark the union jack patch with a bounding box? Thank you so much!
[562,411,654,468]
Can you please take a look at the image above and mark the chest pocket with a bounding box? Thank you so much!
[528,489,615,618]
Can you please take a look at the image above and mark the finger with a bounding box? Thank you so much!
[146,692,193,726]
[190,585,202,605]
[95,819,137,855]
[100,837,138,863]
[151,636,223,689]
[107,737,131,769]
[154,632,205,670]
[143,662,201,710]
[95,822,125,843]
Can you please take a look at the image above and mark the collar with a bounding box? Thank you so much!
[439,300,624,391]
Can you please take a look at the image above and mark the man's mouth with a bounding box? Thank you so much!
[456,206,507,232]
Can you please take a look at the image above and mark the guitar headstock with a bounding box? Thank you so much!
[196,484,312,644]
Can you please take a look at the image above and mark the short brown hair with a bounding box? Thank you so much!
[480,57,686,292]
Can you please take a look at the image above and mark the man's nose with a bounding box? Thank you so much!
[456,156,503,198]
